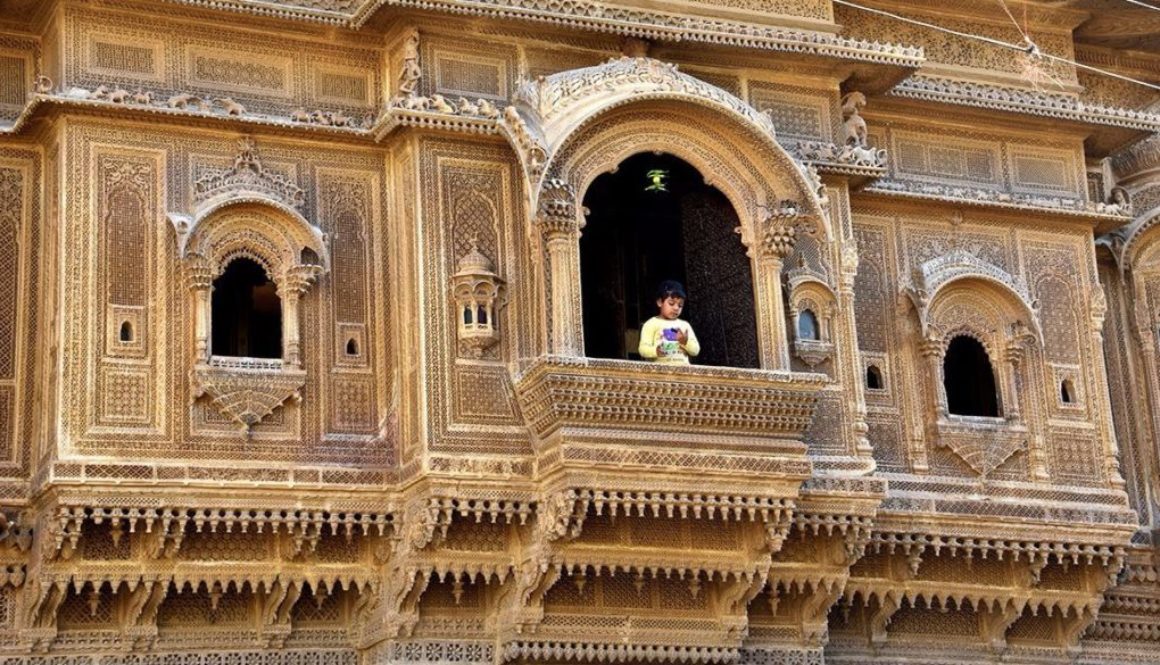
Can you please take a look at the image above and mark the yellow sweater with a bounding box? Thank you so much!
[638,316,701,364]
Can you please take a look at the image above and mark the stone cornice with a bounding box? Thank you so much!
[154,0,924,67]
[861,179,1132,230]
[890,75,1160,132]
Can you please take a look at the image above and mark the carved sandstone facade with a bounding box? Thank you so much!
[0,0,1158,663]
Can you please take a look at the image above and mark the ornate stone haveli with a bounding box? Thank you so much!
[0,0,1158,663]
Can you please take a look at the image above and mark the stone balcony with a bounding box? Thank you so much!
[513,356,826,494]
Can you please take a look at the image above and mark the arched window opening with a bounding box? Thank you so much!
[346,338,359,356]
[119,321,134,342]
[866,365,883,390]
[797,310,820,341]
[463,307,473,325]
[943,335,999,417]
[1061,378,1075,404]
[212,257,282,359]
[580,152,758,368]
[477,305,488,325]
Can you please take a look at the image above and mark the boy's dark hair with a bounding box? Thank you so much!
[656,280,687,300]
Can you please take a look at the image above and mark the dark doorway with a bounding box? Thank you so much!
[579,152,759,368]
[212,257,283,359]
[943,335,1000,417]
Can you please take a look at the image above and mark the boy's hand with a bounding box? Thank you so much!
[655,344,667,357]
[676,329,688,345]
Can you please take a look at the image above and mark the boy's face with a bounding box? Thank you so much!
[657,295,684,320]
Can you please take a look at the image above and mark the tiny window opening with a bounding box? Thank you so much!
[119,321,134,342]
[346,338,359,356]
[1061,379,1075,404]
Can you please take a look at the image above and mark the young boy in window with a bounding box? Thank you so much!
[638,280,701,365]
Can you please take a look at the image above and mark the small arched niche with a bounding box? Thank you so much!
[943,335,1000,417]
[579,152,759,368]
[866,364,884,390]
[211,257,283,359]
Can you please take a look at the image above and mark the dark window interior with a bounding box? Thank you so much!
[798,310,819,341]
[866,365,883,390]
[119,321,133,342]
[1061,379,1074,404]
[943,335,1000,417]
[212,257,283,359]
[579,152,759,368]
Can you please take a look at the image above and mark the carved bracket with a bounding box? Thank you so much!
[191,363,306,435]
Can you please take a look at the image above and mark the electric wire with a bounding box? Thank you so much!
[832,0,1160,94]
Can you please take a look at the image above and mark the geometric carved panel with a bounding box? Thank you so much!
[331,375,377,433]
[892,130,1000,187]
[99,365,151,425]
[452,366,520,424]
[188,45,293,98]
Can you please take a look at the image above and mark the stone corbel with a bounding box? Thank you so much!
[494,552,561,638]
[868,593,900,646]
[191,363,306,437]
[260,579,302,648]
[798,579,844,647]
[716,570,768,640]
[979,601,1023,653]
[123,579,167,650]
[20,578,66,652]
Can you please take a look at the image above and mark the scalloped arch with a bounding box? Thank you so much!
[169,197,330,273]
[511,56,826,226]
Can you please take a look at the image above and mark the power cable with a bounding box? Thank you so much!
[832,0,1160,94]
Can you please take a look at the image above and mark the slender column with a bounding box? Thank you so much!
[757,219,796,370]
[537,179,584,357]
[921,335,948,421]
[186,257,216,363]
[1090,286,1127,489]
[1001,345,1023,423]
[837,243,873,458]
[280,266,321,368]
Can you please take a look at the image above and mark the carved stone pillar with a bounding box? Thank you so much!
[838,243,874,458]
[757,218,796,370]
[1089,287,1127,489]
[538,179,583,357]
[279,265,322,368]
[921,335,948,421]
[186,255,215,363]
[1001,344,1023,423]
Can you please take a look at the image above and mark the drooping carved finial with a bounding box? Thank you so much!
[841,91,868,148]
[620,37,650,58]
[399,28,422,98]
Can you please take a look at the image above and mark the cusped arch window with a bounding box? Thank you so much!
[943,335,1000,417]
